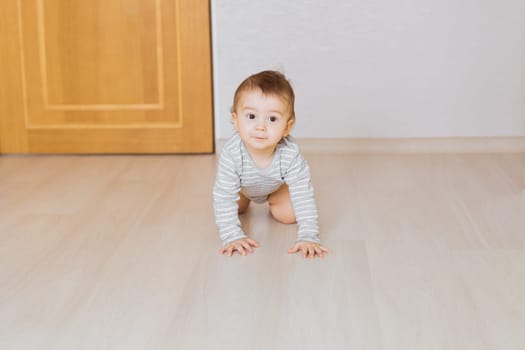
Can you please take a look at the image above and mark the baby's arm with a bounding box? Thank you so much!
[285,152,330,258]
[286,152,321,243]
[213,148,252,249]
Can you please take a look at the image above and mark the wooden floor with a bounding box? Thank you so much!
[1,153,524,349]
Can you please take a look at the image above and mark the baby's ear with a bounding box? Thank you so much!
[284,117,295,136]
[231,112,239,131]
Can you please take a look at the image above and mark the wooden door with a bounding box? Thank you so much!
[0,0,214,154]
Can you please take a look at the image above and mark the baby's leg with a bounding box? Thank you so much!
[268,184,297,224]
[238,192,251,214]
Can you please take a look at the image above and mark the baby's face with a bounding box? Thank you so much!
[232,89,294,154]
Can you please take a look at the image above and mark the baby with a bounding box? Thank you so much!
[213,71,329,259]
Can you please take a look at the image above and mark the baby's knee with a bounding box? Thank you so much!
[238,206,248,214]
[238,194,250,214]
[270,206,296,224]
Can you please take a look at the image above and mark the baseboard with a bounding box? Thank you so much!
[216,137,525,154]
[296,137,525,154]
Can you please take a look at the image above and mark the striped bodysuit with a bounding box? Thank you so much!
[213,132,320,245]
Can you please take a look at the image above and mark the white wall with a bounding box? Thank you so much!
[211,0,525,139]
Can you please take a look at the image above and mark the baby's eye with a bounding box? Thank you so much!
[268,116,278,123]
[247,113,256,120]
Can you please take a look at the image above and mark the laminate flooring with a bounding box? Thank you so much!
[1,153,524,350]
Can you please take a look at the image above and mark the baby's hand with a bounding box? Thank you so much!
[288,241,330,259]
[220,238,260,257]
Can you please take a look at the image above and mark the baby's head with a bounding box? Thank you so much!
[232,70,295,122]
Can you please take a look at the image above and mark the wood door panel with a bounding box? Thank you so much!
[26,127,206,153]
[38,0,161,106]
[0,0,213,154]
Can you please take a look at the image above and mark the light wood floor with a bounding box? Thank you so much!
[1,153,524,350]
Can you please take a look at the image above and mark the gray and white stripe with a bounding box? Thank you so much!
[213,132,320,245]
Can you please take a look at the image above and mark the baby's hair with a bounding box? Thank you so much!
[233,70,295,120]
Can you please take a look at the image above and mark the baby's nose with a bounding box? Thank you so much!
[255,119,266,129]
